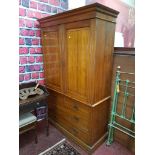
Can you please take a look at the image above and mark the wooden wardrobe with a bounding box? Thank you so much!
[39,3,119,153]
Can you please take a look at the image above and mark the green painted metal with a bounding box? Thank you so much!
[107,66,135,145]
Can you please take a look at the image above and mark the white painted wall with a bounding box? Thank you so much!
[121,0,135,7]
[68,0,86,10]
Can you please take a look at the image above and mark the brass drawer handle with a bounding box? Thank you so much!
[73,116,79,122]
[71,128,78,135]
[72,103,79,110]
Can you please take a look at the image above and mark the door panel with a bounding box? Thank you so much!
[66,27,90,102]
[42,30,62,91]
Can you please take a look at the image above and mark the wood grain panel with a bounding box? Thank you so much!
[91,99,110,145]
[42,30,62,92]
[66,27,90,102]
[94,19,115,103]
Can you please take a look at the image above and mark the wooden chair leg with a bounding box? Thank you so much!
[46,119,49,136]
[35,129,38,144]
[34,122,38,144]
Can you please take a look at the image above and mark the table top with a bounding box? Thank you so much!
[19,93,48,106]
[19,82,49,107]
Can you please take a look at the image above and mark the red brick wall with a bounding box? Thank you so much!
[19,0,68,85]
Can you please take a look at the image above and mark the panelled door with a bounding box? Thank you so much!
[65,26,91,102]
[42,27,62,92]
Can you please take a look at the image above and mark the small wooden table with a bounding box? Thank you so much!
[19,82,49,136]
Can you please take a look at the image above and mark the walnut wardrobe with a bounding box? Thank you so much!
[38,3,119,153]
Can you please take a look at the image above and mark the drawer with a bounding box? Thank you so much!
[50,113,90,144]
[67,124,90,145]
[63,97,90,117]
[49,107,89,132]
[67,114,89,132]
[47,91,64,111]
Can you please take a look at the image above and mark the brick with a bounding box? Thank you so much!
[36,30,41,37]
[27,10,42,19]
[38,3,46,11]
[26,65,34,72]
[51,7,57,14]
[40,64,44,71]
[24,73,31,81]
[22,0,29,8]
[29,47,42,54]
[25,38,32,45]
[19,47,29,54]
[34,65,41,71]
[28,30,35,36]
[38,80,45,85]
[19,66,25,73]
[40,0,48,3]
[39,72,44,78]
[29,48,35,54]
[25,19,33,28]
[28,56,35,63]
[61,1,68,9]
[35,12,42,19]
[32,39,39,45]
[19,8,26,16]
[27,10,36,18]
[34,21,40,28]
[36,47,42,53]
[40,39,42,45]
[20,29,35,36]
[19,18,25,27]
[57,8,64,13]
[46,5,51,13]
[19,38,25,45]
[32,72,39,79]
[20,56,27,64]
[41,14,50,18]
[34,20,39,28]
[36,56,43,63]
[19,74,24,82]
[30,1,37,9]
[20,29,29,36]
[49,0,60,6]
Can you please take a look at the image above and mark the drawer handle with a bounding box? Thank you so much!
[73,103,79,110]
[71,128,78,135]
[73,116,79,122]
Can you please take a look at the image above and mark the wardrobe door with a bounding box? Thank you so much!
[65,26,91,102]
[42,28,62,92]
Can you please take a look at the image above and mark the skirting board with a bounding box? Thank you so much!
[48,118,108,154]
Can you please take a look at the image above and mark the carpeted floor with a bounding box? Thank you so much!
[19,120,134,155]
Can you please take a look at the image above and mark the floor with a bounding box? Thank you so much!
[19,120,134,155]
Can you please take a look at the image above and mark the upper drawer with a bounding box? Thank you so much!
[63,97,90,118]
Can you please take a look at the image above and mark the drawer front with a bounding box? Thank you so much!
[65,122,90,145]
[49,107,89,132]
[49,112,90,144]
[63,97,90,118]
[47,90,64,114]
[47,90,91,133]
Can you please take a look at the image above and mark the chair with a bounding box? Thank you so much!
[19,112,38,143]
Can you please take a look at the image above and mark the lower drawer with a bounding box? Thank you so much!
[49,113,90,144]
[48,108,89,132]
